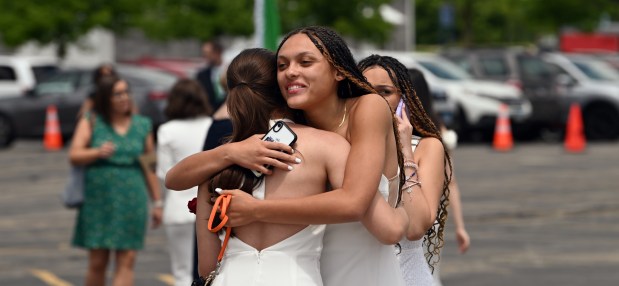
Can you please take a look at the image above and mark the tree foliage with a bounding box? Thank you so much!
[415,0,619,46]
[0,0,146,57]
[2,0,619,57]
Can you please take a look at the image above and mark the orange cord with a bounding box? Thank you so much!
[208,194,232,262]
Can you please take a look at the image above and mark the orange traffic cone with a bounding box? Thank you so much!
[493,103,513,151]
[44,105,63,151]
[564,103,586,153]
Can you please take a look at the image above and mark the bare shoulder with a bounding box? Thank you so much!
[348,93,392,128]
[292,125,350,147]
[351,93,390,112]
[416,137,445,159]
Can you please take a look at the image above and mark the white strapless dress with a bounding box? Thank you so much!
[321,175,405,286]
[212,181,325,286]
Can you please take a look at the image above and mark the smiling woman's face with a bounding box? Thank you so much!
[276,33,340,111]
[363,66,401,112]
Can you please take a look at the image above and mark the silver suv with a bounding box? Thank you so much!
[543,53,619,140]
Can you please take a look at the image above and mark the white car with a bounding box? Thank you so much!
[543,53,619,140]
[357,51,532,140]
[0,56,59,98]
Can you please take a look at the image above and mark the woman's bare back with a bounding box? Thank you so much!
[233,124,350,250]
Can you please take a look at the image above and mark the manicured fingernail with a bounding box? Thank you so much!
[287,165,294,171]
[215,188,223,194]
[295,158,302,163]
[291,149,295,154]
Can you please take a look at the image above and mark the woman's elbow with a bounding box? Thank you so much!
[406,222,432,241]
[378,226,405,245]
[164,170,183,190]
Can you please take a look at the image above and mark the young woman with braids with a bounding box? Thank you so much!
[195,48,355,285]
[167,27,412,285]
[359,55,452,285]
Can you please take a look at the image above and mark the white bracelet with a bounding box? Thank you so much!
[152,200,164,208]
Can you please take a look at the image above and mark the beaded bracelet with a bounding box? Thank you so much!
[403,160,418,170]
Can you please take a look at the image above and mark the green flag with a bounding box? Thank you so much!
[254,0,281,51]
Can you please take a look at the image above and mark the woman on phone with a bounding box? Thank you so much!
[359,55,452,285]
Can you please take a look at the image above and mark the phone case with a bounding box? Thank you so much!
[395,99,404,117]
[252,121,298,177]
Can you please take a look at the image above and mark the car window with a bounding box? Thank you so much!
[518,56,553,81]
[32,65,60,82]
[417,59,471,80]
[34,71,83,95]
[479,57,509,76]
[570,58,619,81]
[546,63,575,81]
[0,66,16,81]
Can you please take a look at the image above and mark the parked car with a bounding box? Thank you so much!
[441,48,564,139]
[0,64,177,147]
[357,50,532,141]
[0,56,59,98]
[121,57,204,78]
[542,53,619,140]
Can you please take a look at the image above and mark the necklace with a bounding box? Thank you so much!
[335,103,347,130]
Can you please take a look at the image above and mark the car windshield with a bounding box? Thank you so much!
[34,71,83,95]
[417,59,471,80]
[569,58,619,81]
[32,65,60,82]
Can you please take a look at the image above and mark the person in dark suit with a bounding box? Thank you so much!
[196,40,227,112]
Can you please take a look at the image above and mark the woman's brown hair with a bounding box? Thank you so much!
[165,79,212,120]
[92,75,132,123]
[208,48,289,195]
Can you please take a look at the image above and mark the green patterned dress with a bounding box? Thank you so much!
[72,114,152,250]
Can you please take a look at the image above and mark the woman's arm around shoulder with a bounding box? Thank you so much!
[165,135,300,190]
[222,95,396,226]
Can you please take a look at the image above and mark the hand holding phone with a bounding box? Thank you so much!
[252,121,298,177]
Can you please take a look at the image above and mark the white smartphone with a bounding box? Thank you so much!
[252,121,298,177]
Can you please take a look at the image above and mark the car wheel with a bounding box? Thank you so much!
[0,114,16,148]
[583,103,619,141]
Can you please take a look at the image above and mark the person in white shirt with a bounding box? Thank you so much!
[156,79,214,286]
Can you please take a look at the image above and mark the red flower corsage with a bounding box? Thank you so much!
[188,197,197,214]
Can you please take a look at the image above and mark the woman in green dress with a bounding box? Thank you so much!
[70,75,162,286]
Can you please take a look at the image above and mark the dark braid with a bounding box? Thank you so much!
[276,26,408,204]
[359,55,454,272]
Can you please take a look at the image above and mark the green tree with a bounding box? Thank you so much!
[136,0,254,41]
[414,0,619,47]
[279,0,393,44]
[0,0,147,58]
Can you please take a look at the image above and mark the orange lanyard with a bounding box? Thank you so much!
[208,194,232,262]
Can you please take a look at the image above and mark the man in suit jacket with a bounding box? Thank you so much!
[196,40,226,111]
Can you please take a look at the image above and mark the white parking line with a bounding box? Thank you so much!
[29,269,72,286]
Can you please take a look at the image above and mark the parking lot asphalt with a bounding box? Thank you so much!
[1,140,618,285]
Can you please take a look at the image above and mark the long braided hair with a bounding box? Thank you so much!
[359,55,453,272]
[276,26,408,205]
